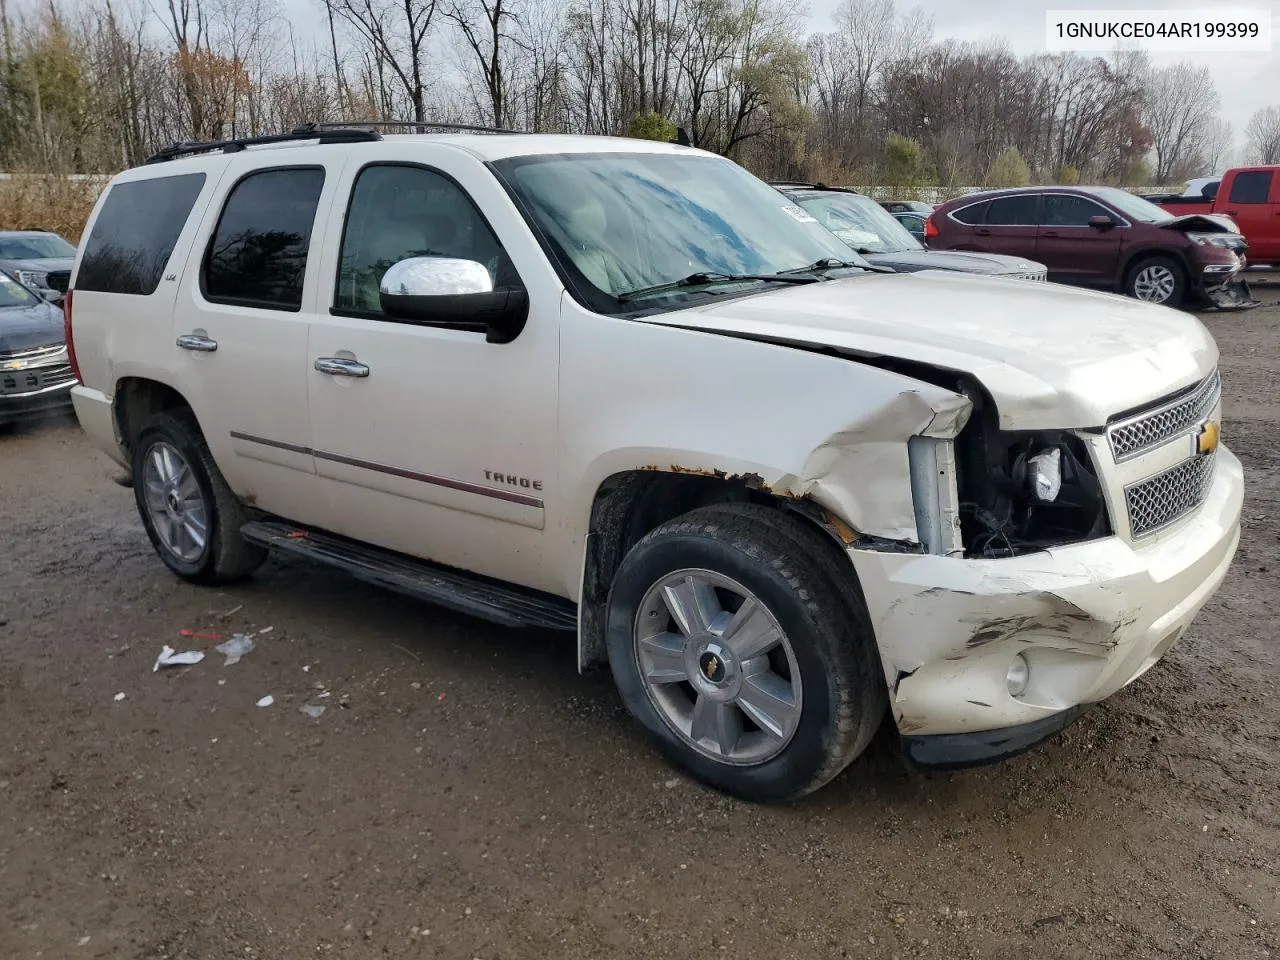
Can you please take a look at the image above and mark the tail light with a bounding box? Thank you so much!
[924,214,940,239]
[63,290,81,384]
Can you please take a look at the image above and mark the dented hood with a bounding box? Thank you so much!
[1163,212,1239,232]
[648,271,1218,430]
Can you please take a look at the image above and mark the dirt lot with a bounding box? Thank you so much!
[2,284,1279,960]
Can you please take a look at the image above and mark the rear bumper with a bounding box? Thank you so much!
[0,381,74,424]
[849,445,1243,740]
[70,385,128,466]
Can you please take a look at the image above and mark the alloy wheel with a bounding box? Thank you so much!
[633,569,803,765]
[141,441,209,564]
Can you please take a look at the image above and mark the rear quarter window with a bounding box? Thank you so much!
[949,200,989,225]
[77,173,207,295]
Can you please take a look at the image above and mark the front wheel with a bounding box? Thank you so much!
[1125,255,1186,307]
[131,409,266,584]
[605,504,886,802]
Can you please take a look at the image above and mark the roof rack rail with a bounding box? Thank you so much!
[310,120,522,135]
[145,124,382,164]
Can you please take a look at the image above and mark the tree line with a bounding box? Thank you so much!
[2,0,1279,186]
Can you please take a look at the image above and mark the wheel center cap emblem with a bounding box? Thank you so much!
[167,490,182,513]
[699,651,726,683]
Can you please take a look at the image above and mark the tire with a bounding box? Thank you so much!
[1125,255,1186,307]
[131,409,266,584]
[605,504,886,802]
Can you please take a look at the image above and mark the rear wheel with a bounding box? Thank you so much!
[1125,255,1186,306]
[131,409,266,584]
[605,504,886,802]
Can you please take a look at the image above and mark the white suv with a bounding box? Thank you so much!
[65,126,1243,800]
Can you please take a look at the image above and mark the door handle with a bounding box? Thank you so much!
[1225,210,1239,216]
[1041,230,1059,237]
[314,357,370,378]
[176,334,218,352]
[975,228,991,236]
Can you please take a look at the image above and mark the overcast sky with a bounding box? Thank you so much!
[804,0,1280,164]
[284,0,1279,164]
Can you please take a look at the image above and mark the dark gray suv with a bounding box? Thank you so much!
[0,230,77,303]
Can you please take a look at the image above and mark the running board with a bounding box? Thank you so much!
[240,520,578,631]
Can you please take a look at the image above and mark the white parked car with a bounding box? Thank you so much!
[65,126,1243,801]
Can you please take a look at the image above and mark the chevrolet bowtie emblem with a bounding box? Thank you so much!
[2,358,27,371]
[1197,420,1220,456]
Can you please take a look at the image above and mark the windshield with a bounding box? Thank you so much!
[493,152,867,311]
[794,192,922,254]
[1088,187,1172,224]
[0,270,39,308]
[0,233,76,260]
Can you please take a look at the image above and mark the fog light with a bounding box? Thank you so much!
[1028,448,1061,502]
[1006,653,1030,697]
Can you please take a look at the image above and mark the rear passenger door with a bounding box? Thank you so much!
[1036,193,1124,286]
[1219,169,1278,262]
[172,156,340,526]
[975,194,1040,259]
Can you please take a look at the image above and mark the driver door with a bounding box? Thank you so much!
[304,153,560,593]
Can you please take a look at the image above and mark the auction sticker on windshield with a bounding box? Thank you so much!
[781,204,818,223]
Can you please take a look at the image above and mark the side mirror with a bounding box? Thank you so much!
[379,256,528,344]
[40,288,62,302]
[1087,215,1115,230]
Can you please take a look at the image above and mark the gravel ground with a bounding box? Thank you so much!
[2,281,1278,960]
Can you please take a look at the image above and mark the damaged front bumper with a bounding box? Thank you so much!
[1199,260,1260,311]
[847,445,1243,764]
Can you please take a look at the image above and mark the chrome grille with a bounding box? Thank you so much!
[1107,370,1221,462]
[1125,452,1216,537]
[0,343,65,362]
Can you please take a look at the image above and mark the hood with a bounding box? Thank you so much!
[1163,213,1238,233]
[644,271,1216,431]
[0,256,75,275]
[0,300,66,355]
[865,249,1043,276]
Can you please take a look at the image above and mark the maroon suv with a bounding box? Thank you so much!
[927,186,1249,308]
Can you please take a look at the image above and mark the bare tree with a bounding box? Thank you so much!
[1245,106,1280,165]
[1143,62,1218,182]
[445,0,522,126]
[326,0,440,121]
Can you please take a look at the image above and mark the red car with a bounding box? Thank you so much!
[1151,166,1280,266]
[927,186,1250,308]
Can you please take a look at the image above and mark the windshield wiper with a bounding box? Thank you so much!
[616,271,822,303]
[780,257,894,275]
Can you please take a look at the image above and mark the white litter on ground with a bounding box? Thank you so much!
[153,645,205,672]
[113,692,126,702]
[256,695,274,708]
[215,634,256,666]
[300,704,326,718]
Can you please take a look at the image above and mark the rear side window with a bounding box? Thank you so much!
[950,200,988,225]
[203,167,325,311]
[77,173,206,295]
[984,195,1039,225]
[1229,171,1273,204]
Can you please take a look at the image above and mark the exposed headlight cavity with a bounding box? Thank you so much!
[948,381,1111,558]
